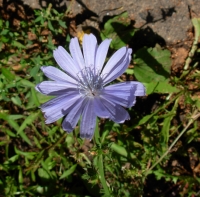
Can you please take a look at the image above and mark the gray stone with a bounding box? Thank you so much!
[15,0,200,44]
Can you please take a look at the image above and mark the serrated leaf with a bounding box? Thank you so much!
[134,47,171,83]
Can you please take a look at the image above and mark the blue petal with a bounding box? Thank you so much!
[105,82,146,97]
[41,66,77,84]
[101,47,132,85]
[102,86,136,108]
[82,34,97,68]
[69,37,85,70]
[95,38,111,72]
[93,97,110,118]
[99,97,130,123]
[62,98,85,132]
[41,92,82,124]
[53,46,79,79]
[80,99,96,139]
[35,81,77,95]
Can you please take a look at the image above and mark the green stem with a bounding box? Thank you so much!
[184,18,200,70]
[94,119,110,196]
[94,118,101,146]
[49,132,67,151]
[98,154,110,196]
[145,110,200,176]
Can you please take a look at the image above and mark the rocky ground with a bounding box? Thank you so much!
[15,0,199,75]
[21,0,200,44]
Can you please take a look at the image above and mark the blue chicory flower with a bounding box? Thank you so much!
[35,34,145,139]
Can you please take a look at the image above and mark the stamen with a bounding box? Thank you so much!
[77,67,103,98]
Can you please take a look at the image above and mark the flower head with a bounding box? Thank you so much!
[35,34,145,139]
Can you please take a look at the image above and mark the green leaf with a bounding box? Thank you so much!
[18,167,23,186]
[17,113,38,135]
[31,87,40,107]
[144,80,179,94]
[30,65,40,78]
[8,115,24,120]
[14,147,36,160]
[34,15,43,23]
[3,155,19,164]
[13,40,25,49]
[11,96,22,107]
[160,116,171,144]
[138,114,154,125]
[38,168,50,179]
[1,35,9,43]
[134,46,171,83]
[1,68,15,81]
[60,164,77,179]
[48,20,54,32]
[41,160,53,179]
[2,128,16,137]
[1,29,9,35]
[101,12,136,49]
[125,68,134,75]
[19,79,35,88]
[37,93,54,104]
[17,113,39,145]
[58,20,67,28]
[195,99,200,110]
[0,113,20,132]
[110,143,128,157]
[33,136,42,149]
[160,97,178,145]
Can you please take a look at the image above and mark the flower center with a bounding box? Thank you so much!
[77,67,103,98]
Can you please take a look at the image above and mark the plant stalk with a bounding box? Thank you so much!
[145,109,200,176]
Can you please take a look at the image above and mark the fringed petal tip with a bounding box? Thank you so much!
[135,82,146,96]
[35,84,41,93]
[128,48,132,54]
[95,38,112,72]
[80,132,94,140]
[62,124,73,133]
